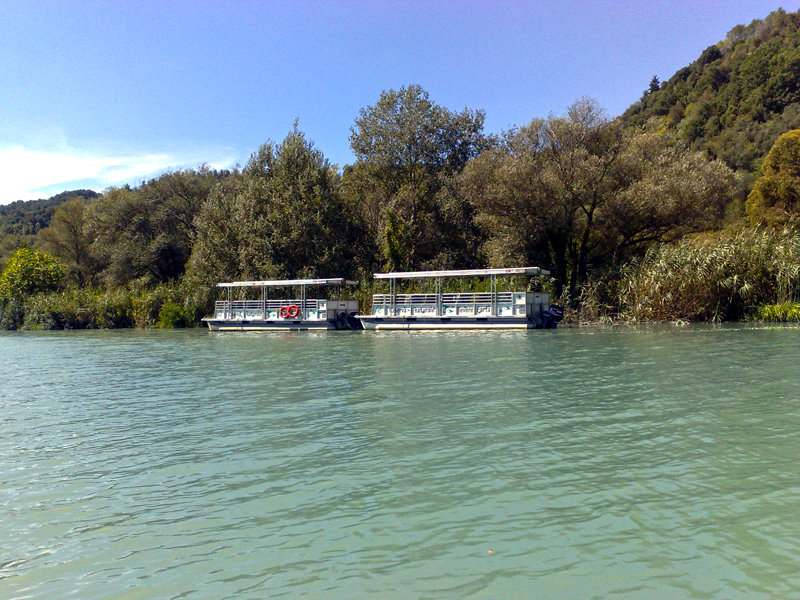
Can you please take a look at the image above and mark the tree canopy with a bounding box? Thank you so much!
[746,129,800,224]
[462,99,737,299]
[38,196,98,286]
[187,126,359,286]
[90,167,224,286]
[344,84,491,270]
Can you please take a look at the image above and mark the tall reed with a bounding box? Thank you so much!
[618,224,800,321]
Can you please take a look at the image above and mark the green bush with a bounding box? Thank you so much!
[0,247,66,300]
[157,301,189,328]
[131,281,206,328]
[7,281,209,330]
[0,299,24,330]
[756,302,800,321]
[22,288,133,330]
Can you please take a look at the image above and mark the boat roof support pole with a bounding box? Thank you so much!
[390,277,396,317]
[436,277,441,316]
[491,274,497,317]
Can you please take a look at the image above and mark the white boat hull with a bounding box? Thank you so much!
[357,316,547,330]
[203,319,350,331]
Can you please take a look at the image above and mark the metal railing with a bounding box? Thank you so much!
[371,292,524,318]
[214,299,322,320]
[372,292,515,305]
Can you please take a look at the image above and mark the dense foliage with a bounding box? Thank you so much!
[623,8,800,175]
[342,84,491,270]
[0,247,67,300]
[187,126,359,287]
[90,168,226,286]
[0,189,99,236]
[746,129,800,224]
[619,224,800,321]
[461,99,736,299]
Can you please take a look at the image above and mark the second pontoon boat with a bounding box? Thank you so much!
[357,267,563,330]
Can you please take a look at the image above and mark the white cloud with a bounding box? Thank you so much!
[0,139,237,204]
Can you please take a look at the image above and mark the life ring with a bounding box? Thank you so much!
[279,306,290,318]
[287,304,300,318]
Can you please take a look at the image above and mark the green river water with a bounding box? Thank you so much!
[1,325,799,599]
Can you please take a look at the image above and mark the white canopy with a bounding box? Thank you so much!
[217,278,358,288]
[373,267,548,280]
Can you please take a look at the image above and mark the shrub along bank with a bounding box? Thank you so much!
[0,282,209,330]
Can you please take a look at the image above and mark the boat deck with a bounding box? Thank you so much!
[202,278,360,331]
[358,267,562,330]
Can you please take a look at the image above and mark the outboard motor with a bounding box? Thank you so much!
[334,312,364,330]
[346,312,364,330]
[543,305,564,328]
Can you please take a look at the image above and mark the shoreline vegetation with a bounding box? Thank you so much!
[3,9,800,330]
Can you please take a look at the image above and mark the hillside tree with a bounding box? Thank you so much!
[746,129,800,224]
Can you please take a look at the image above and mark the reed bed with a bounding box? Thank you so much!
[619,225,800,321]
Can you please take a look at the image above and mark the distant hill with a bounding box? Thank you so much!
[621,8,800,177]
[0,189,100,236]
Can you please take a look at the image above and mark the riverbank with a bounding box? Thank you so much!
[2,271,799,331]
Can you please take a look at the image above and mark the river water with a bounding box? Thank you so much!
[1,325,799,599]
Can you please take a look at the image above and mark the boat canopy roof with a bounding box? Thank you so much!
[373,267,549,280]
[217,278,358,288]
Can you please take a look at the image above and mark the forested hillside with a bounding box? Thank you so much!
[0,189,99,236]
[623,8,800,176]
[2,8,800,329]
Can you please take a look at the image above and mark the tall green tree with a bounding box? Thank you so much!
[344,84,491,270]
[462,100,737,299]
[38,196,99,285]
[462,99,623,297]
[90,167,224,285]
[188,126,359,286]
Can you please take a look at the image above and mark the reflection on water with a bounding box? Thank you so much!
[1,325,799,598]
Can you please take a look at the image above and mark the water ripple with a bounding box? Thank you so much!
[1,325,799,598]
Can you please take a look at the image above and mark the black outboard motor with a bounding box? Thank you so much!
[334,312,364,330]
[543,305,564,328]
[345,312,363,330]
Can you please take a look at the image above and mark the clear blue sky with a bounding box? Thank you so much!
[1,0,798,203]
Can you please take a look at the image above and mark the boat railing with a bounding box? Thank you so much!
[371,291,528,317]
[214,298,324,320]
[372,292,515,305]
